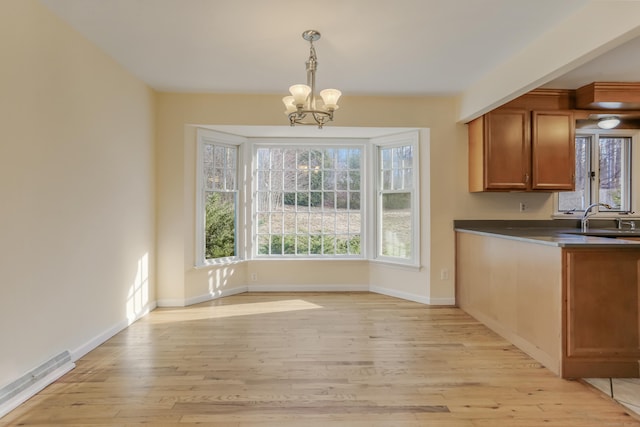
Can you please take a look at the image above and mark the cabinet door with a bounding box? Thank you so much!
[484,110,530,190]
[531,111,575,190]
[563,249,640,377]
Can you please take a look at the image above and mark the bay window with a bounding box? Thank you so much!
[196,129,421,267]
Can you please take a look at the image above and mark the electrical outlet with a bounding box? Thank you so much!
[519,202,527,212]
[440,269,449,280]
[250,273,258,281]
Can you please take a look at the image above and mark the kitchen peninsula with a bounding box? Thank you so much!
[455,220,640,379]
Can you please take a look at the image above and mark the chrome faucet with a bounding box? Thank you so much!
[616,218,636,230]
[581,203,612,232]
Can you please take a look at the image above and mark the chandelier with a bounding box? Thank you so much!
[283,30,341,128]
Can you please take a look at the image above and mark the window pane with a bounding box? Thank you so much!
[296,213,309,233]
[336,171,348,190]
[349,171,360,190]
[201,142,238,262]
[204,144,214,163]
[381,193,412,258]
[255,145,362,258]
[214,146,225,168]
[349,213,361,233]
[257,235,270,255]
[558,136,590,212]
[256,212,269,234]
[283,170,295,191]
[296,235,309,255]
[257,171,269,191]
[225,169,236,190]
[599,137,629,211]
[205,192,236,259]
[309,213,323,233]
[378,141,416,262]
[257,148,270,169]
[322,214,335,233]
[271,212,283,234]
[323,170,335,190]
[349,235,361,255]
[382,170,392,190]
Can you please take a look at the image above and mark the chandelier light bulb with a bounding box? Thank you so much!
[289,84,311,106]
[282,96,297,114]
[320,89,342,111]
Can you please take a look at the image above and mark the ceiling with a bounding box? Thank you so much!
[38,0,640,99]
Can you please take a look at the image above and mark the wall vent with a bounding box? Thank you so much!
[0,351,75,418]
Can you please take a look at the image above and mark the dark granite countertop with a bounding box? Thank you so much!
[454,219,640,247]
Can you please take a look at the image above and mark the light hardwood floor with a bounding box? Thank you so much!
[2,292,639,426]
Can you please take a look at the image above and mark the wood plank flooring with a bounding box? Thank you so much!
[2,292,639,426]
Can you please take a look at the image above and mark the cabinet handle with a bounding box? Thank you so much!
[524,173,530,183]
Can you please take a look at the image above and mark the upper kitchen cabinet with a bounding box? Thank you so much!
[468,89,575,192]
[468,109,530,191]
[531,111,575,191]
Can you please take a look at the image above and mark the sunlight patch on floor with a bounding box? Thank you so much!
[149,299,323,324]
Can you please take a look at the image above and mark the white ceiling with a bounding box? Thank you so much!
[38,0,640,97]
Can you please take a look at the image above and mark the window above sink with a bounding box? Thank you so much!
[554,128,640,219]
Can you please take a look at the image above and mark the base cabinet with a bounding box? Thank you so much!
[563,249,640,378]
[456,232,640,378]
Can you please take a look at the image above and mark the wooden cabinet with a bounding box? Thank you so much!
[563,248,640,378]
[468,110,575,192]
[532,111,575,191]
[456,231,640,378]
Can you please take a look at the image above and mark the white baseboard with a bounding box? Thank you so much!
[158,285,450,306]
[184,286,248,306]
[70,319,127,362]
[370,285,454,305]
[156,297,188,307]
[70,302,157,362]
[158,285,371,307]
[370,285,429,304]
[247,284,369,292]
[428,296,456,305]
[157,286,249,307]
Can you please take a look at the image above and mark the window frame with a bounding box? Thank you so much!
[554,129,639,218]
[196,129,246,267]
[251,138,368,260]
[194,129,421,267]
[372,132,420,267]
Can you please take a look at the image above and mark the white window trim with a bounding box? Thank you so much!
[194,129,421,266]
[372,131,420,267]
[553,129,640,219]
[195,128,247,267]
[250,138,368,260]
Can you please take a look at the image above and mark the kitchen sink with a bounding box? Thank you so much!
[567,229,640,237]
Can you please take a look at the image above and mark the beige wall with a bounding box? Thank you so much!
[156,92,554,306]
[0,0,155,391]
